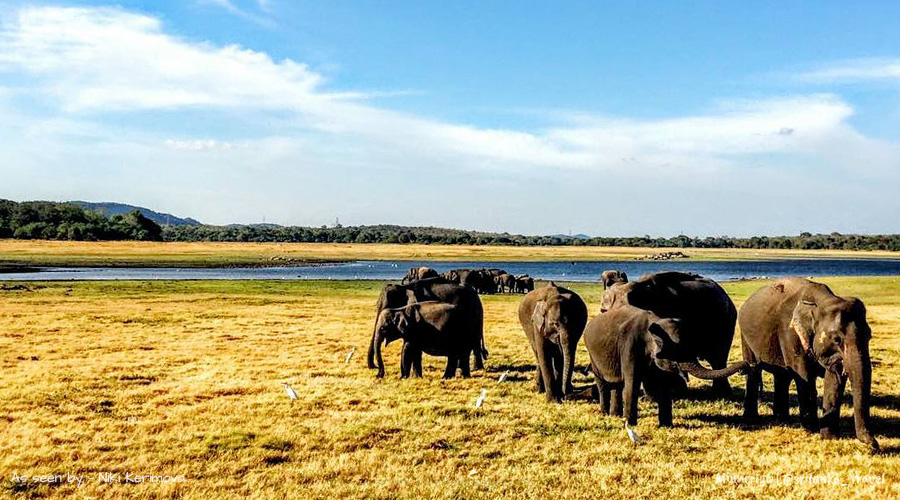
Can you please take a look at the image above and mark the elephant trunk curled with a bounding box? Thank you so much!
[676,360,748,380]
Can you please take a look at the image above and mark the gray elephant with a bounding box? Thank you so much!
[600,270,628,289]
[518,283,588,402]
[401,266,439,284]
[599,271,737,397]
[442,269,462,283]
[584,305,747,426]
[739,278,878,450]
[515,275,535,293]
[367,277,487,370]
[495,273,516,293]
[372,302,477,379]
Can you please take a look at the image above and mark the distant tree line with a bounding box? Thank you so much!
[0,200,162,241]
[163,224,900,251]
[3,199,900,251]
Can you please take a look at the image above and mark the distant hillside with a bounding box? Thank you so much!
[551,233,591,240]
[71,201,201,227]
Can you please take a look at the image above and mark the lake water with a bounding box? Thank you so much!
[3,258,900,282]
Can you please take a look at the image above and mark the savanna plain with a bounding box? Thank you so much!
[2,275,900,499]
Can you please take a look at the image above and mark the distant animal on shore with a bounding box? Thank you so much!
[372,301,479,379]
[495,273,516,293]
[600,270,628,290]
[519,282,588,402]
[739,278,879,450]
[401,266,439,284]
[515,275,534,293]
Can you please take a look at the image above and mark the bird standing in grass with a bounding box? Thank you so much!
[625,422,642,445]
[282,382,298,403]
[345,347,356,364]
[474,389,487,409]
[497,370,509,383]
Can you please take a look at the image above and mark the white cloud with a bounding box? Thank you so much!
[1,6,898,234]
[798,58,900,84]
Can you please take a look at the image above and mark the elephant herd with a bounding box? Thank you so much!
[368,269,880,450]
[403,266,534,294]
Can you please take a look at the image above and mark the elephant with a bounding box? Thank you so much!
[600,270,628,289]
[515,275,535,294]
[372,302,478,379]
[598,271,738,397]
[459,269,494,294]
[401,266,439,284]
[739,278,879,450]
[495,273,516,293]
[442,269,462,283]
[367,277,487,370]
[518,282,588,402]
[584,305,747,426]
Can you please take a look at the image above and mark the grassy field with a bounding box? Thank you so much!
[2,278,899,499]
[2,239,900,268]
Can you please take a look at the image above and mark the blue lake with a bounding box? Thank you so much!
[3,258,900,282]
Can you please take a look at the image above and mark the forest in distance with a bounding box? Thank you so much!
[3,199,900,251]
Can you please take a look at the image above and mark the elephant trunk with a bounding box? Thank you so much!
[846,342,879,450]
[367,318,379,369]
[561,331,576,395]
[677,360,748,380]
[374,328,386,378]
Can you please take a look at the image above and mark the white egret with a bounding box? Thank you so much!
[282,382,298,402]
[474,389,487,409]
[498,370,509,383]
[625,421,642,445]
[345,347,356,364]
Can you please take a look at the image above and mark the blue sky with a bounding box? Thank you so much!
[2,1,900,235]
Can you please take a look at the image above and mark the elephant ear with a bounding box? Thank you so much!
[531,300,548,336]
[648,319,681,357]
[395,308,412,333]
[790,293,817,352]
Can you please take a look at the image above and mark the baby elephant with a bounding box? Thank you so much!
[372,301,477,379]
[519,282,588,402]
[584,305,746,426]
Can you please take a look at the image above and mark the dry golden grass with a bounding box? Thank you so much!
[1,278,899,499]
[2,239,900,268]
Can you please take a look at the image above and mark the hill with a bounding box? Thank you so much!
[71,201,201,226]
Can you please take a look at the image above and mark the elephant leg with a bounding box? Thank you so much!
[412,349,423,378]
[820,369,847,440]
[400,343,413,379]
[773,372,791,420]
[535,344,560,402]
[656,392,673,428]
[534,367,546,393]
[598,382,611,415]
[609,386,623,417]
[796,377,819,433]
[473,344,485,371]
[623,363,642,426]
[743,365,761,419]
[458,351,471,378]
[443,356,458,379]
[706,350,733,398]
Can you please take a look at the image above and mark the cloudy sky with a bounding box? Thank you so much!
[2,1,900,236]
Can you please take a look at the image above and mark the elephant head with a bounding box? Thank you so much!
[372,306,418,378]
[600,282,630,313]
[648,318,747,380]
[601,270,628,290]
[789,288,877,448]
